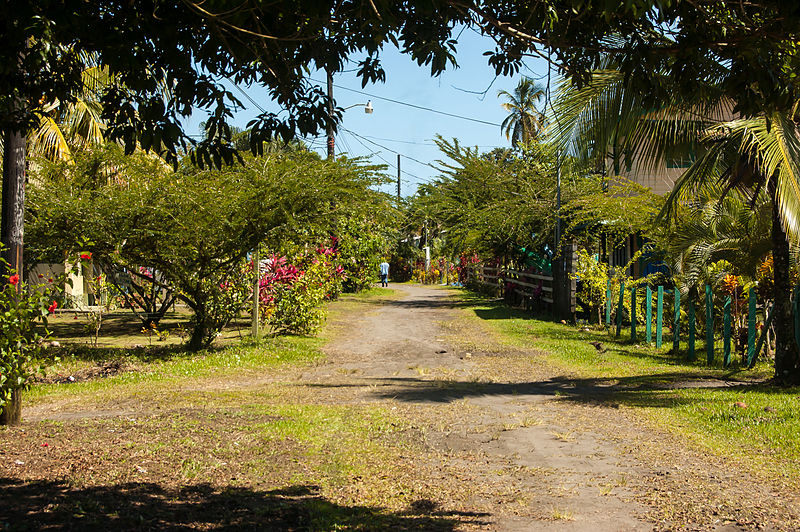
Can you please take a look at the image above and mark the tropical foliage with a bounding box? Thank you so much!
[27,145,391,350]
[499,77,546,147]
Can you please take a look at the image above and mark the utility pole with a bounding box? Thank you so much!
[326,68,335,159]
[2,127,25,289]
[397,154,401,200]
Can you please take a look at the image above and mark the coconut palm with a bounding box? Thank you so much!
[550,65,800,382]
[0,61,109,163]
[499,78,546,147]
[548,66,728,174]
[29,64,109,162]
[662,113,800,378]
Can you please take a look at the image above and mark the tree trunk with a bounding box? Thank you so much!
[770,187,800,383]
[187,301,207,351]
[0,388,22,425]
[1,127,25,283]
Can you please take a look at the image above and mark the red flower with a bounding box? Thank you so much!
[48,278,54,283]
[80,252,92,260]
[8,274,19,286]
[38,273,44,278]
[48,301,58,313]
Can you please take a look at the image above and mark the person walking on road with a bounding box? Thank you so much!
[379,259,390,287]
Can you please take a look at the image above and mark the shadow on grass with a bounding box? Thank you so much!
[0,478,487,531]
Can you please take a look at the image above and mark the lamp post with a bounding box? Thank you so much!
[326,72,373,159]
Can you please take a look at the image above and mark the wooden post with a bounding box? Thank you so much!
[747,287,756,362]
[630,286,637,341]
[673,289,681,354]
[688,303,696,361]
[656,286,663,348]
[706,284,714,364]
[646,285,653,343]
[606,279,611,328]
[616,281,624,337]
[723,296,732,367]
[251,247,260,338]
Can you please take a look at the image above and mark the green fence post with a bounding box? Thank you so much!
[616,281,624,337]
[630,286,637,341]
[606,280,611,328]
[688,303,696,361]
[706,285,714,364]
[747,287,756,363]
[750,304,775,368]
[656,286,664,348]
[723,296,732,367]
[646,286,653,343]
[793,286,800,351]
[673,289,681,354]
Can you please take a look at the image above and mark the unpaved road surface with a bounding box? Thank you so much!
[306,284,796,531]
[309,284,651,531]
[5,284,796,530]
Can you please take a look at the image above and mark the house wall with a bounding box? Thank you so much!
[28,262,88,308]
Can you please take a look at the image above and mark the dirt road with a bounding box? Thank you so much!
[306,284,655,531]
[5,283,793,530]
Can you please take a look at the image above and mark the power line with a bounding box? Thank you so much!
[232,83,268,115]
[342,128,438,172]
[341,129,428,185]
[310,78,503,128]
[358,133,508,150]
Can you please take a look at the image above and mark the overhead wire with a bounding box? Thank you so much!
[309,77,502,127]
[341,128,429,186]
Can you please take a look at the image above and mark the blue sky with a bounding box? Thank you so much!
[186,29,551,196]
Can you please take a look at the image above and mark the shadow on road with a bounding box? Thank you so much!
[0,478,488,531]
[303,373,768,409]
[361,297,480,310]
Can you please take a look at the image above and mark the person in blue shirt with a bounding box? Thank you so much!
[379,260,390,287]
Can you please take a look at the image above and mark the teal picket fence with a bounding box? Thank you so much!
[606,283,787,367]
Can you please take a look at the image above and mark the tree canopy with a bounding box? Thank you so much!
[4,1,800,166]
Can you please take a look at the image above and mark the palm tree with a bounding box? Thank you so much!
[549,66,800,383]
[29,63,109,162]
[663,113,800,379]
[499,78,546,147]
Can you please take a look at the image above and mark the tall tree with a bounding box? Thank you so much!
[550,64,800,382]
[662,114,800,380]
[499,78,546,147]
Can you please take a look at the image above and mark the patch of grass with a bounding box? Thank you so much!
[454,289,800,486]
[550,507,575,521]
[245,403,408,487]
[28,335,324,405]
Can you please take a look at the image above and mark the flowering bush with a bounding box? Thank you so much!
[258,244,347,335]
[268,259,329,335]
[0,268,65,424]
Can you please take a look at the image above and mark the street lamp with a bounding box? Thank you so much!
[326,70,373,159]
[326,100,373,158]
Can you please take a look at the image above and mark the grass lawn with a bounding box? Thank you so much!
[454,289,800,488]
[4,287,462,531]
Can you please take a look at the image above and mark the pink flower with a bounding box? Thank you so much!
[48,301,58,313]
[8,274,19,286]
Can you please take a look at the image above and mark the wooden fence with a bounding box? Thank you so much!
[465,265,554,305]
[608,282,772,367]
